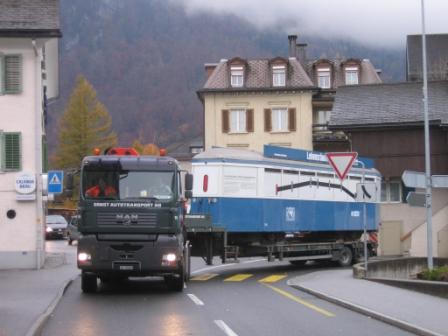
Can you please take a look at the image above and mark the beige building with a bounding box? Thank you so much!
[198,56,316,152]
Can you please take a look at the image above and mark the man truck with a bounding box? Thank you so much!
[67,147,193,293]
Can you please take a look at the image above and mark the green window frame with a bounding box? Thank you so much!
[1,132,22,171]
[0,54,22,94]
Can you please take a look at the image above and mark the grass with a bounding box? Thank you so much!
[417,266,448,282]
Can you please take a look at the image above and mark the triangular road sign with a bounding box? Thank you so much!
[49,174,61,185]
[326,152,358,180]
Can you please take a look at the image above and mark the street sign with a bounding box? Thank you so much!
[431,175,448,188]
[406,192,426,207]
[326,152,358,180]
[402,170,426,189]
[47,170,64,194]
[356,183,378,203]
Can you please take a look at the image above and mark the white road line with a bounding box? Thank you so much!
[214,320,239,336]
[191,258,267,275]
[187,293,204,306]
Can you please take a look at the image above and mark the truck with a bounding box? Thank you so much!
[67,147,193,293]
[185,145,380,267]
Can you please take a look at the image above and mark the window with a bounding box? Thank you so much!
[345,67,359,85]
[1,132,22,171]
[272,65,286,87]
[381,179,402,203]
[271,108,288,131]
[0,54,22,94]
[230,66,244,87]
[317,68,331,88]
[222,109,253,133]
[230,109,246,133]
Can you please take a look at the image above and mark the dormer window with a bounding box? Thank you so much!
[345,66,359,85]
[272,65,286,87]
[230,66,244,87]
[317,68,331,88]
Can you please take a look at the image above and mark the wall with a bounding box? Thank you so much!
[203,91,313,152]
[0,38,45,268]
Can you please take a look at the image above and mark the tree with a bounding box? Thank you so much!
[53,75,118,170]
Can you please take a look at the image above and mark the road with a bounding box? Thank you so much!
[42,241,413,336]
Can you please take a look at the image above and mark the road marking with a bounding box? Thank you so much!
[190,273,219,281]
[214,320,239,336]
[224,273,253,282]
[259,274,287,283]
[187,293,204,306]
[263,284,335,317]
[191,258,266,275]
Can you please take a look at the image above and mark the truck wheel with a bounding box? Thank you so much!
[81,272,97,293]
[165,265,185,292]
[338,246,353,267]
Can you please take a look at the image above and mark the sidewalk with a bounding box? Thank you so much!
[289,269,448,336]
[0,250,79,336]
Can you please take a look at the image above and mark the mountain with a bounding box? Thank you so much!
[48,0,405,154]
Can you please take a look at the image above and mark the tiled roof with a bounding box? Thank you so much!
[407,34,448,81]
[307,58,382,88]
[201,58,314,92]
[0,0,61,37]
[329,81,448,128]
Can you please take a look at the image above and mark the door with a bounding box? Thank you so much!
[437,225,448,258]
[379,221,402,256]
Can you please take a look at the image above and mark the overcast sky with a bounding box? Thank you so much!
[175,0,447,48]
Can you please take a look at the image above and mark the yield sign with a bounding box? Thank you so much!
[326,152,358,180]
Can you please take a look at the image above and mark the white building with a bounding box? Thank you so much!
[0,1,61,269]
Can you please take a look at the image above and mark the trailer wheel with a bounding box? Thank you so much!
[338,246,353,267]
[81,272,97,293]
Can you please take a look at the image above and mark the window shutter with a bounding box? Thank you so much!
[222,109,229,133]
[264,109,272,132]
[246,109,254,132]
[3,132,21,170]
[288,108,296,131]
[4,55,22,94]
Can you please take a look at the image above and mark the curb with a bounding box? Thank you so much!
[25,274,79,336]
[289,282,444,336]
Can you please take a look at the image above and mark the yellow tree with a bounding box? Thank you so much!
[53,75,118,170]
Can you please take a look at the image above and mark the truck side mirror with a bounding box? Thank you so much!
[184,173,193,199]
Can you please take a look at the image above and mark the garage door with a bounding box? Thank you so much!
[379,221,402,256]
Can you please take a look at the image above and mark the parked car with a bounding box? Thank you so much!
[67,215,81,245]
[45,215,68,240]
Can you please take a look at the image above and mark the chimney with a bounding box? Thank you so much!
[296,43,307,66]
[288,35,297,58]
[204,63,218,79]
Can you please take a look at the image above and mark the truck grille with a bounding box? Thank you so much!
[97,212,158,227]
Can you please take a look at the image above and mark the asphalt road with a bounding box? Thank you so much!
[42,242,413,336]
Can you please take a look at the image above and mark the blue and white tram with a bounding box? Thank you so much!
[190,145,381,236]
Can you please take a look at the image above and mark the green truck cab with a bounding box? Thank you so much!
[71,148,192,293]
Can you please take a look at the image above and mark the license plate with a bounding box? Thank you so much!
[119,265,134,270]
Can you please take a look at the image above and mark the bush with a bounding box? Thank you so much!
[417,266,448,282]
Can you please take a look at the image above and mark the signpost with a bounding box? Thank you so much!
[47,170,64,194]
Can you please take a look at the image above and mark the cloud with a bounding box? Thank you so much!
[174,0,448,48]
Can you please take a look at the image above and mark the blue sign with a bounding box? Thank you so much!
[48,170,64,194]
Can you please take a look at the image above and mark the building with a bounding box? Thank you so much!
[197,55,316,152]
[330,81,448,257]
[0,0,62,269]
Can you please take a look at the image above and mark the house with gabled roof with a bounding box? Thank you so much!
[197,53,316,152]
[0,0,62,269]
[330,80,448,258]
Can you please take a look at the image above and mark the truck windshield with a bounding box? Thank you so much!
[82,170,175,201]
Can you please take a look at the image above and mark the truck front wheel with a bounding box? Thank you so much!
[165,264,185,292]
[81,272,98,293]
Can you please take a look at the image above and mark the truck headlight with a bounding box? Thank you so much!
[162,253,177,266]
[78,252,91,263]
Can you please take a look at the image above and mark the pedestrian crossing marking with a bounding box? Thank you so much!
[224,274,253,282]
[190,273,219,281]
[258,274,287,283]
[49,174,61,184]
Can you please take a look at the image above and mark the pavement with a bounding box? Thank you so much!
[1,251,448,336]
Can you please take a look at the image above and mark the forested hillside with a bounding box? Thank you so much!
[48,0,405,152]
